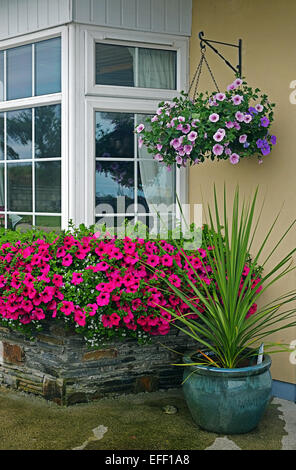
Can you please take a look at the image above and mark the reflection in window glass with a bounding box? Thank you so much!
[95,161,134,214]
[35,38,61,96]
[96,44,134,87]
[96,112,134,158]
[0,51,4,101]
[35,215,61,232]
[7,163,32,212]
[95,43,177,90]
[0,113,4,160]
[7,45,32,100]
[35,104,61,158]
[35,161,61,213]
[137,162,175,213]
[7,109,32,160]
[7,214,33,231]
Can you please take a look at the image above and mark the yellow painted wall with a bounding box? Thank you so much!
[190,0,296,383]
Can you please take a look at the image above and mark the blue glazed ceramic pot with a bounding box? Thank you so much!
[182,350,272,434]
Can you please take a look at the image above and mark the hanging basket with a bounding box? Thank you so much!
[136,52,276,168]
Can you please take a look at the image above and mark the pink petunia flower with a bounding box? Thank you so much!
[209,113,219,123]
[239,134,247,144]
[215,92,226,101]
[232,95,244,105]
[188,131,198,142]
[71,272,84,285]
[212,144,224,156]
[136,124,145,133]
[229,153,240,164]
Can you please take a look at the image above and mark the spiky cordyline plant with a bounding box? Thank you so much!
[159,186,296,369]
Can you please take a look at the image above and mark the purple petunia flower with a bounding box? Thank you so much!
[248,107,258,115]
[261,145,271,156]
[260,116,270,127]
[256,139,264,148]
[270,135,277,145]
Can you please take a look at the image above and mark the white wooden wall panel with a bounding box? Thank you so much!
[73,0,192,36]
[0,0,192,41]
[0,0,72,40]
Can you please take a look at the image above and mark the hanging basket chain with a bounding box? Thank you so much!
[188,50,205,96]
[203,54,220,94]
[188,48,220,99]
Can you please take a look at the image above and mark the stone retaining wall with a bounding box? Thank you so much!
[0,323,198,405]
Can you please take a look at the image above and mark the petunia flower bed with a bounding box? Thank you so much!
[0,225,262,349]
[136,78,276,167]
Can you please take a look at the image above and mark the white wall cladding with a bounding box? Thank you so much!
[73,0,192,36]
[0,0,192,41]
[0,0,72,40]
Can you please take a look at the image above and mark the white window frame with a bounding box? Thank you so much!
[83,26,188,228]
[85,27,188,100]
[0,26,69,230]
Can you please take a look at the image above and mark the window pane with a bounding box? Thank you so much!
[138,48,176,89]
[7,45,32,100]
[7,109,32,160]
[35,161,61,213]
[35,38,61,96]
[96,112,134,158]
[35,104,61,158]
[95,43,177,89]
[7,163,32,212]
[7,214,33,231]
[0,51,4,101]
[96,43,134,87]
[0,164,4,212]
[138,162,175,213]
[0,113,4,160]
[35,215,61,232]
[95,161,134,214]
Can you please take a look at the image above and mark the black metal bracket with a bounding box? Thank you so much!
[198,31,242,78]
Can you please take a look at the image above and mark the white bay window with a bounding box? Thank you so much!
[84,28,188,233]
[0,28,67,231]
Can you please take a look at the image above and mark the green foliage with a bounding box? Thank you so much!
[160,187,296,368]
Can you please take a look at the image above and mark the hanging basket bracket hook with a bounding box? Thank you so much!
[198,31,242,78]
